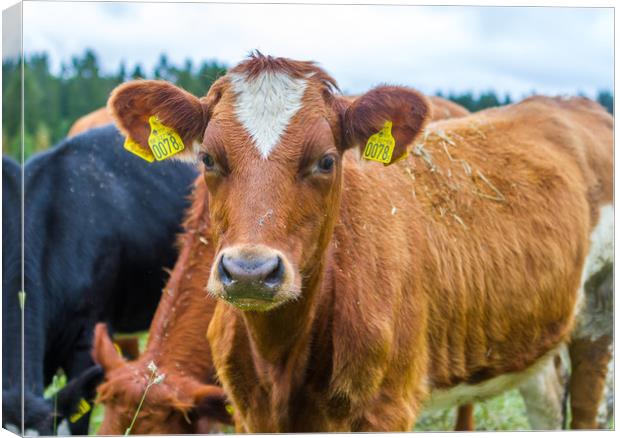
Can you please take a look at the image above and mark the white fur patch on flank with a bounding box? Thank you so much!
[572,203,614,340]
[423,345,563,412]
[230,71,307,158]
[582,204,614,281]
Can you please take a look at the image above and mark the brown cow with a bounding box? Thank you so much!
[67,107,114,137]
[91,181,233,434]
[91,93,469,434]
[107,54,612,432]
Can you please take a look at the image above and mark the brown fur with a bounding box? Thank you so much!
[108,80,209,155]
[91,180,233,434]
[455,404,474,431]
[67,107,114,137]
[107,55,612,432]
[569,335,613,429]
[345,95,469,123]
[427,96,470,120]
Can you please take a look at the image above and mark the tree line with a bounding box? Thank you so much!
[2,50,227,160]
[2,50,613,161]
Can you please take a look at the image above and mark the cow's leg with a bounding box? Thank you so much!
[353,389,420,432]
[353,403,416,432]
[518,347,568,430]
[569,266,613,429]
[454,404,474,431]
[596,355,614,428]
[61,325,100,435]
[569,335,613,428]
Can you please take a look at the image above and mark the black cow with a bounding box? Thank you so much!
[2,156,25,432]
[2,125,197,434]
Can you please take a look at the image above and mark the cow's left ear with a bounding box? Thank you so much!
[108,80,209,162]
[338,86,430,164]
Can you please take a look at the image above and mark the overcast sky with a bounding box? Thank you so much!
[21,1,613,98]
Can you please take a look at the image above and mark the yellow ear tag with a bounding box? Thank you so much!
[147,116,185,161]
[113,342,123,356]
[69,398,91,423]
[124,137,155,162]
[363,121,395,164]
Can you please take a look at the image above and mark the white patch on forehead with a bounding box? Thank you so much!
[230,71,308,158]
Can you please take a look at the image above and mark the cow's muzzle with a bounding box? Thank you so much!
[208,245,297,311]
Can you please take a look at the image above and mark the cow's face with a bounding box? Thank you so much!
[109,54,429,312]
[91,324,231,435]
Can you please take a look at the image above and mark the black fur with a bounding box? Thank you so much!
[2,125,197,434]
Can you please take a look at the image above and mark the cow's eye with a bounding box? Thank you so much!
[317,154,335,173]
[202,153,216,171]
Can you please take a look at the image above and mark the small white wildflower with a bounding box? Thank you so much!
[147,361,158,373]
[153,373,166,385]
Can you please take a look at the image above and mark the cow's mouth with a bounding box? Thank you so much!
[221,283,282,311]
[223,295,280,312]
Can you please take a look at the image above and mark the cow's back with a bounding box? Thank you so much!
[513,96,612,219]
[427,96,470,120]
[67,107,114,138]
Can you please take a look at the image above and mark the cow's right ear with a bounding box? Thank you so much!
[91,323,125,372]
[335,86,430,164]
[108,80,208,161]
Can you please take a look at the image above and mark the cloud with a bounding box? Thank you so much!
[2,2,21,62]
[22,2,613,97]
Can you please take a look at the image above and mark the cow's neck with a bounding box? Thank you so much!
[240,185,340,368]
[241,256,325,366]
[239,254,328,431]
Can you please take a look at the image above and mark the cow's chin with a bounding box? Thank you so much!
[223,295,285,312]
[206,275,301,313]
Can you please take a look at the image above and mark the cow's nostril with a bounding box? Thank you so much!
[264,256,284,288]
[219,253,283,288]
[218,256,233,286]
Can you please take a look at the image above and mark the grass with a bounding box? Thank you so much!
[89,403,105,435]
[44,371,68,436]
[415,390,530,431]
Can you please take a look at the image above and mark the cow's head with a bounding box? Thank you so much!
[91,324,231,435]
[109,54,429,312]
